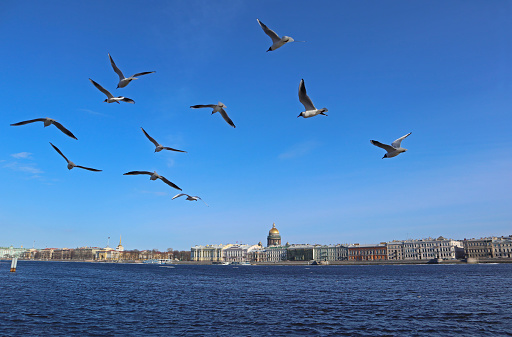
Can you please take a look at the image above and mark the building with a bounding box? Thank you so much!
[0,246,27,258]
[348,244,387,261]
[267,223,281,246]
[492,236,512,258]
[463,236,512,259]
[403,237,464,260]
[248,243,288,262]
[191,244,230,262]
[222,244,260,263]
[287,244,314,261]
[387,241,404,260]
[312,244,348,261]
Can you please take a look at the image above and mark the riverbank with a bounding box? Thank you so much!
[3,258,512,265]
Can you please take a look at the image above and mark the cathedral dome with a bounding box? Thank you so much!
[269,223,280,235]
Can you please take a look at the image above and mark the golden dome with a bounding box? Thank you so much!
[269,223,280,234]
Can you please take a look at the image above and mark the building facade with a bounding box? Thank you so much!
[402,237,464,260]
[348,244,387,261]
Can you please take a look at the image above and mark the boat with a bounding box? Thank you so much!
[230,261,251,266]
[143,259,174,265]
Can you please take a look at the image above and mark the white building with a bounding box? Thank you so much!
[401,237,464,260]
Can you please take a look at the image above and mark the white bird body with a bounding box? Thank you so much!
[257,19,296,52]
[297,79,328,118]
[109,53,155,88]
[190,102,235,128]
[370,133,412,159]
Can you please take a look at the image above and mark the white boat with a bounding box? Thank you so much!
[143,259,173,265]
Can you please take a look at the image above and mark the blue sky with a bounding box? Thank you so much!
[1,1,510,251]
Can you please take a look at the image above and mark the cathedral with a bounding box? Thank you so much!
[267,223,281,246]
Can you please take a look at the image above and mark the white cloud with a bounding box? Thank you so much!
[11,152,33,159]
[3,161,43,175]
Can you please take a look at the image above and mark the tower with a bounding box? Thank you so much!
[267,223,281,247]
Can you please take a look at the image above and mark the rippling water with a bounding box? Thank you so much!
[1,262,511,336]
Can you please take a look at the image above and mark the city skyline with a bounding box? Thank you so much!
[1,1,511,251]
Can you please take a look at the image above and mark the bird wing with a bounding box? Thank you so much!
[121,97,135,104]
[162,147,187,153]
[49,142,70,163]
[89,78,113,98]
[298,79,316,111]
[75,165,102,172]
[190,104,217,109]
[52,121,78,140]
[172,193,188,200]
[123,171,153,176]
[132,71,155,77]
[257,19,281,43]
[197,197,209,207]
[391,132,412,148]
[141,127,159,147]
[10,118,46,126]
[108,53,125,80]
[219,108,236,128]
[370,140,395,153]
[159,176,182,191]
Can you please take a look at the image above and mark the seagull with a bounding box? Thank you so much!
[190,102,235,128]
[297,79,328,118]
[257,19,304,52]
[50,142,102,171]
[172,193,209,206]
[108,53,155,88]
[141,127,186,153]
[370,133,412,158]
[89,78,135,104]
[11,118,77,140]
[123,171,182,191]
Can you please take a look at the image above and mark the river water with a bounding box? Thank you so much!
[1,261,511,336]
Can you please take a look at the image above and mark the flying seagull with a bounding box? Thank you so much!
[141,127,186,153]
[11,118,77,140]
[297,79,328,118]
[123,171,182,191]
[108,53,155,88]
[370,133,412,159]
[190,102,235,128]
[89,78,135,104]
[172,193,209,206]
[257,19,304,52]
[50,142,102,171]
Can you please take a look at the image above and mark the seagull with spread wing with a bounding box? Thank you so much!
[141,127,186,153]
[297,79,328,118]
[123,171,182,191]
[11,118,77,140]
[108,53,155,88]
[257,19,303,52]
[89,78,135,104]
[190,102,235,128]
[50,142,102,171]
[172,193,209,206]
[370,133,412,158]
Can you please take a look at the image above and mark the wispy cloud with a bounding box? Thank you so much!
[279,141,320,160]
[78,108,108,117]
[139,190,169,197]
[11,152,33,159]
[3,161,43,175]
